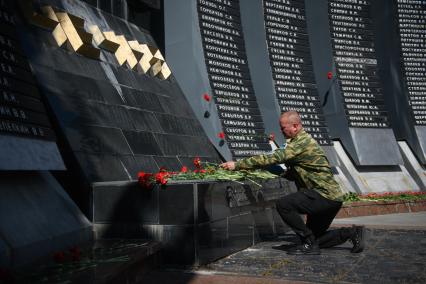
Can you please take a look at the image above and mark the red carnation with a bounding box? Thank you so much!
[194,157,201,168]
[138,171,146,182]
[155,172,169,185]
[53,251,66,263]
[203,93,211,102]
[180,166,188,173]
[218,132,225,139]
[269,133,275,141]
[327,71,333,80]
[69,247,81,262]
[0,268,13,282]
[138,172,154,190]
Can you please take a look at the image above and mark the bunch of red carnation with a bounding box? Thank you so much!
[192,156,207,174]
[138,171,155,189]
[137,157,207,189]
[53,246,81,263]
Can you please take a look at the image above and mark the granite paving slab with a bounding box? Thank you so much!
[202,229,426,283]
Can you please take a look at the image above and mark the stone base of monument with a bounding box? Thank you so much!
[0,171,92,268]
[398,141,426,189]
[322,145,357,194]
[92,178,295,266]
[333,141,420,193]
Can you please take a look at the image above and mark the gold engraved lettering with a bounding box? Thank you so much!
[103,31,138,69]
[40,6,67,47]
[88,25,120,52]
[147,46,164,76]
[19,2,171,80]
[127,41,152,74]
[158,62,171,80]
[18,0,58,29]
[55,12,100,59]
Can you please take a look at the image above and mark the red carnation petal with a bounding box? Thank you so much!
[203,93,211,102]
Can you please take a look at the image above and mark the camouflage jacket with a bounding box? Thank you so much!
[235,130,344,201]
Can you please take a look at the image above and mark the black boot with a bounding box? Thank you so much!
[349,226,365,253]
[287,235,320,255]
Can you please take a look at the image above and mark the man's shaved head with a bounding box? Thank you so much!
[281,111,301,125]
[279,111,303,138]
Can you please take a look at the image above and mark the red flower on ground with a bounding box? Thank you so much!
[327,71,333,80]
[200,169,207,174]
[203,93,211,102]
[218,132,225,139]
[53,251,66,263]
[0,268,13,282]
[194,157,201,168]
[180,166,188,173]
[69,247,81,262]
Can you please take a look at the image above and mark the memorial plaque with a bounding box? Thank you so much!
[197,0,271,158]
[328,0,391,129]
[15,0,220,179]
[395,0,426,125]
[0,5,55,142]
[263,0,333,146]
[0,1,63,170]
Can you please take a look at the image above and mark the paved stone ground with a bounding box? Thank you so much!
[139,217,426,283]
[202,229,426,283]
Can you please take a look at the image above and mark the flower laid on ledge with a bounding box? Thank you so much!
[203,93,211,102]
[137,157,278,189]
[342,191,426,203]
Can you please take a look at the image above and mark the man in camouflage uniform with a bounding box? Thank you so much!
[221,111,365,255]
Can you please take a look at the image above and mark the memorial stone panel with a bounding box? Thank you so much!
[263,0,332,146]
[17,0,220,181]
[0,1,64,170]
[197,0,271,158]
[328,0,391,129]
[395,0,426,126]
[0,2,56,142]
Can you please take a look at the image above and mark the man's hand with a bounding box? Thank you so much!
[220,161,236,170]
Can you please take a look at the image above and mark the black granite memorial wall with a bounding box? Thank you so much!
[328,0,390,129]
[0,0,63,169]
[196,0,271,159]
[395,0,426,161]
[13,0,222,218]
[305,0,403,166]
[396,0,426,120]
[371,0,426,165]
[262,0,332,146]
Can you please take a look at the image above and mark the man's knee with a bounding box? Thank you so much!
[276,196,297,213]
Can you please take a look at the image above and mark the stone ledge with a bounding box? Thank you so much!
[336,200,426,218]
